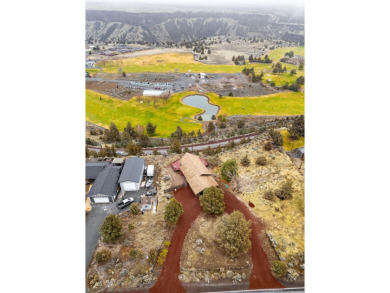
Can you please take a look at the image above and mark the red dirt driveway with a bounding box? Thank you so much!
[111,186,282,293]
[149,187,202,293]
[223,189,284,289]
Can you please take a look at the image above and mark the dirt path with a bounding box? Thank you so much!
[149,187,202,293]
[103,186,282,293]
[222,189,284,290]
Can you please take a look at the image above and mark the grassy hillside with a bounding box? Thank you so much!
[280,129,305,151]
[208,91,304,116]
[86,89,304,137]
[98,48,303,75]
[266,46,305,60]
[86,89,203,137]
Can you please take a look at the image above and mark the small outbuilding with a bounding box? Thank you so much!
[112,157,124,166]
[140,195,152,211]
[143,90,168,97]
[118,157,145,192]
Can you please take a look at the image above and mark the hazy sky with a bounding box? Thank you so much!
[86,0,304,9]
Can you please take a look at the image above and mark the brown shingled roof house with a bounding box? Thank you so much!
[179,153,218,196]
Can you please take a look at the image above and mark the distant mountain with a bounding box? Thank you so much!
[85,10,304,44]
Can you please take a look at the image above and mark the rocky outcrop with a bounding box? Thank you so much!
[86,10,304,44]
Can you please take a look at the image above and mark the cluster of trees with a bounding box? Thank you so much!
[193,46,211,54]
[202,145,222,156]
[284,51,294,58]
[242,67,255,76]
[268,129,284,146]
[199,55,208,60]
[248,54,272,64]
[251,72,264,83]
[232,55,245,65]
[281,75,304,92]
[102,121,157,145]
[86,144,118,158]
[170,126,203,141]
[272,62,287,74]
[289,115,304,138]
[207,122,215,133]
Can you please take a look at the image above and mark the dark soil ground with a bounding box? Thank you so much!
[201,82,278,97]
[86,80,142,100]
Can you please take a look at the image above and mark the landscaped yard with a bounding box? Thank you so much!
[208,91,305,117]
[86,89,203,137]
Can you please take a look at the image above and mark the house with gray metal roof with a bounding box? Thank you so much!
[86,162,108,180]
[118,157,145,192]
[87,165,121,203]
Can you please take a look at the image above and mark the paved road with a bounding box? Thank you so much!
[85,178,156,272]
[142,133,258,155]
[87,132,259,155]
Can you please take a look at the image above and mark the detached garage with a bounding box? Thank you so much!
[87,165,121,203]
[118,157,145,193]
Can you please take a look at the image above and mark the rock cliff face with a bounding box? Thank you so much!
[85,10,304,43]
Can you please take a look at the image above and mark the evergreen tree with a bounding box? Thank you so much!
[126,143,142,155]
[124,122,137,138]
[207,122,215,133]
[146,122,157,136]
[100,214,124,243]
[170,139,182,154]
[217,211,251,258]
[289,115,304,137]
[164,198,184,225]
[220,159,238,181]
[200,186,225,215]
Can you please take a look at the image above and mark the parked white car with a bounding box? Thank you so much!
[145,179,153,188]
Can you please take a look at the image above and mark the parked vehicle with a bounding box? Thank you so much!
[145,179,153,188]
[146,188,157,196]
[147,165,154,177]
[117,197,134,209]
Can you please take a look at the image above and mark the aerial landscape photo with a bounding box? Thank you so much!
[85,1,305,292]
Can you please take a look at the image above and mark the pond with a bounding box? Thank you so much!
[181,95,219,121]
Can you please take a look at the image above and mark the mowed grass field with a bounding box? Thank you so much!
[86,89,304,137]
[86,89,203,137]
[280,129,305,151]
[266,46,305,60]
[208,91,304,116]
